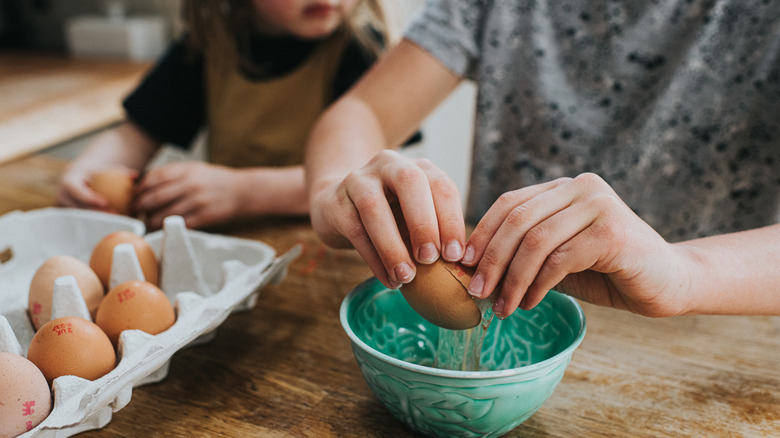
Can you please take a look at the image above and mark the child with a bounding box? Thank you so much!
[56,0,400,230]
[304,0,780,318]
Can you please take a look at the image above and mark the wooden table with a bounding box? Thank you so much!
[0,53,150,163]
[1,154,779,437]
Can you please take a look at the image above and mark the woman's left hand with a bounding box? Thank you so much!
[463,173,693,319]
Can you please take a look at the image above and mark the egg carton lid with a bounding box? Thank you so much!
[0,207,301,437]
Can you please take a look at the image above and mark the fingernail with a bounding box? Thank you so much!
[417,243,439,264]
[462,245,476,265]
[394,262,415,284]
[443,240,462,261]
[467,272,484,297]
[492,297,505,318]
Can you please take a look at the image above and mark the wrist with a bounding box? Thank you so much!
[669,242,708,316]
[234,167,309,216]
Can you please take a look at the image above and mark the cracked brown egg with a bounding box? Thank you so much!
[400,259,481,330]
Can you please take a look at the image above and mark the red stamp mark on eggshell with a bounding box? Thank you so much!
[52,322,74,336]
[452,264,469,277]
[441,261,475,289]
[22,400,35,416]
[117,288,135,304]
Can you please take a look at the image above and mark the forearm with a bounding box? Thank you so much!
[232,166,309,216]
[304,95,388,196]
[305,38,462,198]
[66,122,160,174]
[676,224,780,315]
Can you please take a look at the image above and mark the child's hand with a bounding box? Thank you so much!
[464,173,692,318]
[56,166,137,214]
[309,150,467,289]
[134,161,239,229]
[56,167,109,210]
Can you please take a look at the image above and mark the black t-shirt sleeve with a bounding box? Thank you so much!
[122,40,205,148]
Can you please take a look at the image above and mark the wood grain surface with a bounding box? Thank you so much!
[1,154,779,437]
[0,53,150,163]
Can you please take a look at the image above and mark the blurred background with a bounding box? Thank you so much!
[0,0,475,204]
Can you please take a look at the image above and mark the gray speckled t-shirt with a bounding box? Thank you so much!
[406,0,780,241]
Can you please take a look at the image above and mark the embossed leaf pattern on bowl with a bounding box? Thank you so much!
[355,347,495,438]
[352,288,436,366]
[481,300,572,371]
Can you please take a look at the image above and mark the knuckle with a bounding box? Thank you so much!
[499,274,525,295]
[374,149,400,163]
[426,170,454,191]
[522,225,549,251]
[350,189,384,213]
[406,222,437,240]
[591,213,626,244]
[504,203,532,228]
[342,220,368,242]
[544,248,568,271]
[495,190,520,209]
[393,164,426,186]
[589,192,621,211]
[574,172,605,187]
[479,249,502,268]
[411,157,435,168]
[549,176,574,189]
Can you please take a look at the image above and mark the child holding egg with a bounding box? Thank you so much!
[304,0,780,319]
[56,0,410,230]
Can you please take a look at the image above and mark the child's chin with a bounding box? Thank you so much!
[293,21,341,40]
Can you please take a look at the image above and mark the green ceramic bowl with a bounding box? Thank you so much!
[340,277,586,438]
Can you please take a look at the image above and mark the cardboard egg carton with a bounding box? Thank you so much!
[0,208,301,437]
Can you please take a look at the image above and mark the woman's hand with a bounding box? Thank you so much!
[464,173,693,318]
[309,150,467,289]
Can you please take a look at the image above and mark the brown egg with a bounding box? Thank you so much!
[401,259,481,330]
[0,352,52,438]
[26,316,116,385]
[95,280,176,346]
[28,255,105,331]
[88,169,134,216]
[89,231,159,290]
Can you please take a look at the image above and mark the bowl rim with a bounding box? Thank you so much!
[340,277,587,379]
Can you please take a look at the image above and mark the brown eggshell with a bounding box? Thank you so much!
[401,259,482,330]
[26,316,116,385]
[88,169,134,216]
[28,255,105,331]
[0,352,52,438]
[89,231,159,290]
[95,280,176,346]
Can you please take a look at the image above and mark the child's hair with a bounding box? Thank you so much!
[182,0,397,71]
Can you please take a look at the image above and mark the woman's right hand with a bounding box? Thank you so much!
[309,150,467,289]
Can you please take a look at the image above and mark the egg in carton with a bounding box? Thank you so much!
[0,208,301,437]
